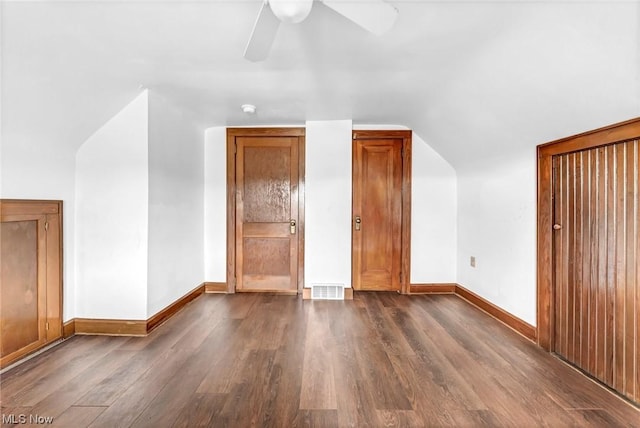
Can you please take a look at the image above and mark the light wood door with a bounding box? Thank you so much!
[552,139,640,403]
[233,134,302,293]
[352,137,403,291]
[1,200,62,369]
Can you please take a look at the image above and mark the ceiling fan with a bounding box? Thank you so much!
[244,0,399,62]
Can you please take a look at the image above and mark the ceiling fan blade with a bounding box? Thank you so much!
[244,1,281,62]
[320,0,398,36]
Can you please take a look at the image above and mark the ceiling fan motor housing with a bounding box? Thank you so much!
[269,0,314,24]
[244,0,399,61]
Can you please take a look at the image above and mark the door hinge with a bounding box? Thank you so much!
[45,322,49,330]
[45,221,49,231]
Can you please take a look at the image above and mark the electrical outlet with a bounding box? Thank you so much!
[470,256,476,268]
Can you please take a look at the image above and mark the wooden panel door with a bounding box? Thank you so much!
[352,137,403,291]
[0,200,62,369]
[552,139,640,403]
[233,134,302,293]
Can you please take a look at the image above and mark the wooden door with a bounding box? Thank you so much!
[552,138,640,403]
[0,200,62,369]
[352,135,405,291]
[228,129,305,294]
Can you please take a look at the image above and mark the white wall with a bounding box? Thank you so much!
[204,127,227,283]
[353,125,457,283]
[457,149,537,325]
[147,92,204,316]
[305,120,353,287]
[1,140,77,321]
[75,89,205,320]
[451,2,639,327]
[203,123,335,285]
[411,133,457,283]
[204,121,458,288]
[75,91,149,320]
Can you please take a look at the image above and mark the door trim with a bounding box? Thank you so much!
[537,117,640,350]
[226,127,306,294]
[352,130,412,294]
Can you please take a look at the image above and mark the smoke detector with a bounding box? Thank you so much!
[241,104,256,114]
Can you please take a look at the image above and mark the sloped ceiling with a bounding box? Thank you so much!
[2,0,639,169]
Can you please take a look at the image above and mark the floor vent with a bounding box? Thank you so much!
[311,283,345,300]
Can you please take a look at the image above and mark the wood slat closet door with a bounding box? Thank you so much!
[553,139,639,403]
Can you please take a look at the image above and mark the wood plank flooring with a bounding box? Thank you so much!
[1,292,639,427]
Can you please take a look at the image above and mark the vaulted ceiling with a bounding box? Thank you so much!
[2,0,639,169]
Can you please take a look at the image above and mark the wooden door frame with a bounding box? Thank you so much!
[226,127,306,294]
[537,117,640,350]
[0,199,63,368]
[352,130,412,295]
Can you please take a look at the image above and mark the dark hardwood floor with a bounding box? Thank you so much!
[1,292,639,427]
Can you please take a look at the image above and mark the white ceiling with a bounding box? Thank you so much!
[2,0,639,168]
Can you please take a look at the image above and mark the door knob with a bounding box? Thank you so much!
[553,224,562,230]
[355,216,361,231]
[290,219,296,234]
